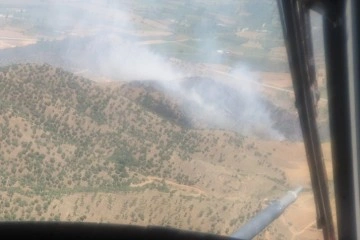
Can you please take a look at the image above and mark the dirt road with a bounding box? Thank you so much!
[130,176,208,196]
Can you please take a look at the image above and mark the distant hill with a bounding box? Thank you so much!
[0,63,294,238]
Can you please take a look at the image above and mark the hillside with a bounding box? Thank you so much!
[0,63,318,239]
[119,77,302,140]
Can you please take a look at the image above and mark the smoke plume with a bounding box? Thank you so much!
[2,0,283,139]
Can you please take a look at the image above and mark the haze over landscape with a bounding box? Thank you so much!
[0,0,333,239]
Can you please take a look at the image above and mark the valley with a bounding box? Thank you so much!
[0,1,333,239]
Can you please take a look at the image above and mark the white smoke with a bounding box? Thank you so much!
[15,1,282,139]
[167,67,284,139]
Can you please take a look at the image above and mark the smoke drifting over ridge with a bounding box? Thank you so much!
[2,1,285,139]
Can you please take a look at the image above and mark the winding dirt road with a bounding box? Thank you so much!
[130,176,208,196]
